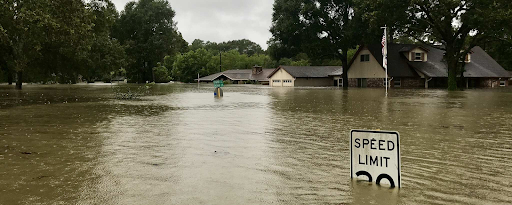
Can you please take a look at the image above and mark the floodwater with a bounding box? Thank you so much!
[1,84,512,204]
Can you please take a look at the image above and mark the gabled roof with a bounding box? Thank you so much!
[398,45,430,53]
[409,46,510,78]
[251,69,274,81]
[365,44,421,77]
[267,66,343,78]
[350,43,510,78]
[196,69,275,81]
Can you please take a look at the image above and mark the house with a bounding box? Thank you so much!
[267,66,343,87]
[196,66,274,84]
[347,43,511,88]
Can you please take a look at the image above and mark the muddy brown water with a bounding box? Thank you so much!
[1,84,512,204]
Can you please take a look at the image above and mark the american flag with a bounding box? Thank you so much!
[382,32,387,68]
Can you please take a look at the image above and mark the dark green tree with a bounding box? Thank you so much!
[0,0,93,89]
[172,48,213,83]
[270,0,365,87]
[399,0,512,90]
[113,0,187,83]
[83,0,128,82]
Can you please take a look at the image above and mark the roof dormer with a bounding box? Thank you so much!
[409,48,429,62]
[399,46,429,62]
[465,53,472,63]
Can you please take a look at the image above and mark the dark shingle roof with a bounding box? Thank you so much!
[464,46,511,78]
[366,44,420,77]
[409,46,510,78]
[196,69,275,81]
[251,69,274,82]
[268,66,343,78]
[362,43,509,78]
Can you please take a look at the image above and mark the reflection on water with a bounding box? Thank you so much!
[1,84,512,204]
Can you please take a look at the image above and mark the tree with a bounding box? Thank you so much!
[172,48,213,83]
[152,62,171,83]
[83,0,128,82]
[356,0,410,44]
[0,0,93,89]
[189,39,205,51]
[270,0,365,87]
[114,0,187,83]
[189,38,264,56]
[399,0,512,90]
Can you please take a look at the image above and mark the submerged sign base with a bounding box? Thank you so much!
[350,130,401,188]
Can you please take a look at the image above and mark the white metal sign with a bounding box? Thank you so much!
[350,130,401,188]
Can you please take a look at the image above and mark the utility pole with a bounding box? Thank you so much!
[219,51,222,72]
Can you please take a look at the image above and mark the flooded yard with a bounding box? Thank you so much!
[1,84,512,204]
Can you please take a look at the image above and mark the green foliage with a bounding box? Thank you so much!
[82,0,128,82]
[269,0,365,86]
[0,0,95,88]
[189,39,264,56]
[113,0,187,83]
[485,40,512,71]
[0,0,130,87]
[291,60,310,66]
[278,58,293,66]
[152,63,171,83]
[172,48,214,83]
[361,0,512,90]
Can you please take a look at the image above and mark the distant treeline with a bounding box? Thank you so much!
[1,0,511,90]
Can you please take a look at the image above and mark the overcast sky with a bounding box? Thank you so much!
[111,0,274,49]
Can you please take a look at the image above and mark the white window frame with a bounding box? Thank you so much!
[283,80,292,83]
[414,52,422,61]
[273,80,281,83]
[500,80,506,87]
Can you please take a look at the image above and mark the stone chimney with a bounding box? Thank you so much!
[252,65,263,75]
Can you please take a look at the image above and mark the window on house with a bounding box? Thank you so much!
[273,80,281,83]
[500,80,506,87]
[415,52,422,61]
[284,80,292,83]
[394,78,401,87]
[360,54,370,62]
[465,54,471,63]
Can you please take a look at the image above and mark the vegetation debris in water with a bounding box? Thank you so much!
[112,83,154,100]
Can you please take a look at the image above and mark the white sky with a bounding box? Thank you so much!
[111,0,274,49]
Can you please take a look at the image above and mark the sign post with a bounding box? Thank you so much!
[213,80,224,97]
[350,130,401,188]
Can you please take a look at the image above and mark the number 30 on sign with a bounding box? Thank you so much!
[350,130,401,188]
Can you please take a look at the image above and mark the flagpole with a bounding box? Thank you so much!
[381,26,388,96]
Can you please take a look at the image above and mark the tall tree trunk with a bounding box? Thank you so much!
[7,69,13,85]
[447,59,458,91]
[458,64,465,90]
[444,48,458,91]
[15,71,22,90]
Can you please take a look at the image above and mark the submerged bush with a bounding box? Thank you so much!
[112,83,153,100]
